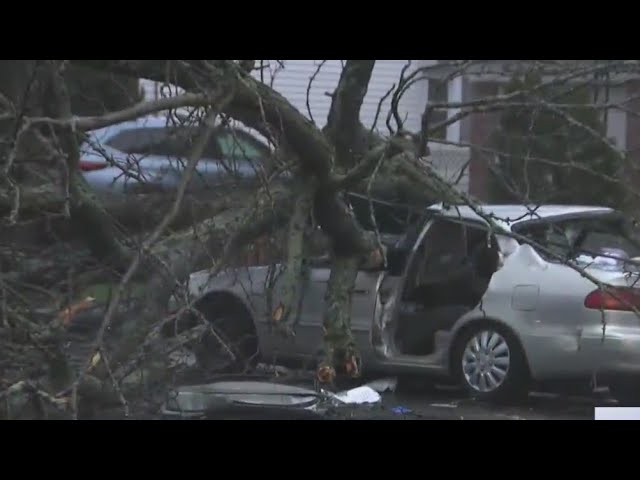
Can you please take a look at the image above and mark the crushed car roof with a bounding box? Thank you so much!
[427,203,615,231]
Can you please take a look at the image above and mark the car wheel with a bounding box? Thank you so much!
[453,323,530,403]
[201,312,260,373]
[608,377,640,406]
[189,298,260,375]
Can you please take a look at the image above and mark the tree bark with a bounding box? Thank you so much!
[270,180,315,335]
[324,61,376,164]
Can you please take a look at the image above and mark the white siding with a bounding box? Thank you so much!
[606,84,627,150]
[427,144,470,193]
[254,60,431,133]
[140,61,435,134]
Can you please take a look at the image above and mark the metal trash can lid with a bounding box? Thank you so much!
[163,380,322,415]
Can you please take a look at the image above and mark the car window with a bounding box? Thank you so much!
[104,127,220,159]
[215,130,268,161]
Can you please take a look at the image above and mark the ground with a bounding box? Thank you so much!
[94,372,611,420]
[376,383,609,420]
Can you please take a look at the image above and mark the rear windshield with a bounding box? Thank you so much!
[513,213,640,269]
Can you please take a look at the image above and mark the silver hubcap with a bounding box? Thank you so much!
[462,330,510,393]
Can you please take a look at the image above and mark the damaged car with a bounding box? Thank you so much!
[180,203,640,405]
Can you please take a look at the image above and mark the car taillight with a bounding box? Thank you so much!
[79,160,108,171]
[584,287,640,311]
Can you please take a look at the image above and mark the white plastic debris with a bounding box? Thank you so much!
[333,386,382,405]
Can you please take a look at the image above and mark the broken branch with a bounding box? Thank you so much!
[271,180,316,334]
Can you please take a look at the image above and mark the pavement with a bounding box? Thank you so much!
[375,384,609,420]
[97,370,615,420]
[252,364,614,420]
[115,390,606,420]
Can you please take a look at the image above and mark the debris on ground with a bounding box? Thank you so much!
[429,402,458,408]
[391,406,412,415]
[160,376,390,419]
[161,380,327,418]
[333,385,381,405]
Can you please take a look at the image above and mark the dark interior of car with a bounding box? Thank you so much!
[394,218,500,356]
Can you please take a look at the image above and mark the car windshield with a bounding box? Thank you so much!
[514,212,640,270]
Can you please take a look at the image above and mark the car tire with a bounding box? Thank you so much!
[452,322,530,403]
[608,377,640,407]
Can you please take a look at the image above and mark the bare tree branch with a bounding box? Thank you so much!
[27,92,218,132]
[324,60,376,167]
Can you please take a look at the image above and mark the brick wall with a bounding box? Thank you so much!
[466,81,501,201]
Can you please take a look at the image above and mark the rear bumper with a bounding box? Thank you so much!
[582,324,640,376]
[521,322,640,380]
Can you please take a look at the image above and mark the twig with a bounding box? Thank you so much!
[370,83,396,135]
[2,61,40,177]
[306,61,327,125]
[1,281,7,328]
[26,92,219,132]
[366,150,388,267]
[99,347,129,417]
[388,60,413,133]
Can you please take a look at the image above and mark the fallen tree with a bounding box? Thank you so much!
[0,60,440,388]
[4,59,639,418]
[62,60,447,382]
